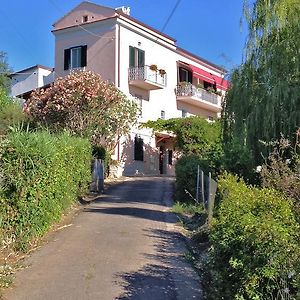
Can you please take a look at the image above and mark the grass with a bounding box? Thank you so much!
[172,201,204,216]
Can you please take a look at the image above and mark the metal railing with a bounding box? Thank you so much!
[128,65,167,87]
[176,82,220,105]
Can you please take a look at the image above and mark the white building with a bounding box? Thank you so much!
[10,65,54,99]
[53,1,229,176]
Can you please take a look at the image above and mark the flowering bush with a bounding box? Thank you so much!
[25,71,138,151]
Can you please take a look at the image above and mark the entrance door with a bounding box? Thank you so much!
[159,146,164,174]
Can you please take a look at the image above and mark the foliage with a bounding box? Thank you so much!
[261,131,300,202]
[206,173,300,300]
[25,70,138,152]
[172,201,204,216]
[0,88,26,136]
[223,0,300,167]
[0,52,11,92]
[0,130,91,251]
[175,155,208,203]
[143,116,222,156]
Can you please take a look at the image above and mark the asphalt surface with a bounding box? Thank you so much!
[3,177,203,300]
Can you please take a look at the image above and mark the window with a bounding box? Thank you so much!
[208,116,214,122]
[134,135,144,161]
[64,45,87,70]
[129,46,145,68]
[168,150,173,165]
[179,67,192,83]
[160,110,165,120]
[182,109,187,118]
[82,15,88,22]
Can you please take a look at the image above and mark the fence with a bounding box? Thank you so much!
[90,159,104,193]
[195,165,217,225]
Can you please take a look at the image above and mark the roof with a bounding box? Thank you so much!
[11,65,54,76]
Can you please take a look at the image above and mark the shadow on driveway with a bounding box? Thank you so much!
[83,207,177,224]
[115,228,202,300]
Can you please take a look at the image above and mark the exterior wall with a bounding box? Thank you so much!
[53,2,115,31]
[54,19,116,82]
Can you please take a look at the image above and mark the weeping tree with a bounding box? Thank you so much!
[223,0,300,169]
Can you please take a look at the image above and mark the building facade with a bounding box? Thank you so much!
[10,65,54,99]
[52,1,228,176]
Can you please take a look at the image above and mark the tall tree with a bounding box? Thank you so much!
[0,52,12,92]
[223,0,300,165]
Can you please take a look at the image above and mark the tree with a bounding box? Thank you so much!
[25,71,138,152]
[0,52,12,92]
[143,116,223,175]
[223,0,300,167]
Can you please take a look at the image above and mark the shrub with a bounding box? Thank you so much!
[175,155,202,202]
[207,173,300,299]
[0,88,26,136]
[0,131,91,251]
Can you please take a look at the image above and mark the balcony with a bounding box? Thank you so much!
[128,66,167,90]
[176,83,221,112]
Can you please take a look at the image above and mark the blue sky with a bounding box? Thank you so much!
[0,0,247,73]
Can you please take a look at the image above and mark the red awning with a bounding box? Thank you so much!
[189,64,229,90]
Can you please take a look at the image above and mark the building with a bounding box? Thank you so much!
[55,2,229,176]
[10,65,54,99]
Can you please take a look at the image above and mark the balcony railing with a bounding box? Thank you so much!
[176,83,221,111]
[128,66,167,90]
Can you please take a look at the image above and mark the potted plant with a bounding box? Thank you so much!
[149,64,158,71]
[159,69,166,76]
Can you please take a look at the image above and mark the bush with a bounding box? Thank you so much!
[206,173,300,299]
[0,131,92,251]
[175,155,202,202]
[0,88,26,136]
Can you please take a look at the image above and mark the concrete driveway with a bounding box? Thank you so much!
[3,177,202,300]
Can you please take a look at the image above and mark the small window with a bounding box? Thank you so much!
[134,135,144,161]
[82,15,88,22]
[64,45,87,70]
[182,109,187,118]
[179,67,192,83]
[168,150,173,165]
[160,110,165,120]
[208,116,214,122]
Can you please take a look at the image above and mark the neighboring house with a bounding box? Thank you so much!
[10,65,54,99]
[52,1,229,176]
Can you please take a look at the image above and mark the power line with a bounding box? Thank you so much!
[161,0,182,32]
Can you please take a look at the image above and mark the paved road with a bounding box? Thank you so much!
[3,177,202,300]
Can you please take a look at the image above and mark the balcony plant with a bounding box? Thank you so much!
[159,69,166,76]
[149,64,158,71]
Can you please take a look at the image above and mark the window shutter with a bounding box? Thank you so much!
[138,49,145,67]
[81,45,87,67]
[129,46,135,67]
[64,49,71,70]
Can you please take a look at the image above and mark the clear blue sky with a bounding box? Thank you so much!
[0,0,247,73]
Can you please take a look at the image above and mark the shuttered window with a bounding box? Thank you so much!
[64,45,87,70]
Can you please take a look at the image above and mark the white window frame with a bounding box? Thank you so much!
[70,47,81,69]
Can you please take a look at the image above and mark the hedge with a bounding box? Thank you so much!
[0,131,92,250]
[207,173,300,299]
